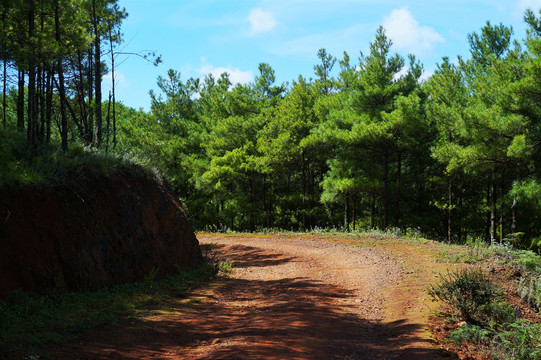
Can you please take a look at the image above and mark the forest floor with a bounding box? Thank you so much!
[37,233,469,359]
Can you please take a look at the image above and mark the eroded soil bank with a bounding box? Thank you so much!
[0,166,201,298]
[36,233,458,360]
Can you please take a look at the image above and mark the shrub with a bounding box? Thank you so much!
[448,323,492,345]
[513,250,541,274]
[491,320,541,360]
[429,268,514,326]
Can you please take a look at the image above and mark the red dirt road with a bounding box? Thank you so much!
[47,234,454,359]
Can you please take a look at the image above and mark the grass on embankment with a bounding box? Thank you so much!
[0,126,155,188]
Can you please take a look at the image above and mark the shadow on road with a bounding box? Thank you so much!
[212,243,296,268]
[42,242,447,360]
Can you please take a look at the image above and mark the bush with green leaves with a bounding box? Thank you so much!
[491,320,541,360]
[513,251,541,274]
[447,321,541,360]
[429,267,541,359]
[448,323,492,345]
[429,268,515,326]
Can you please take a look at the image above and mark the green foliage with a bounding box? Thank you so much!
[429,261,541,359]
[200,242,234,276]
[511,179,541,205]
[447,321,541,360]
[491,321,541,360]
[450,237,515,263]
[513,250,541,273]
[448,323,492,345]
[429,268,514,326]
[8,3,541,243]
[60,8,541,243]
[216,259,234,277]
[0,125,156,188]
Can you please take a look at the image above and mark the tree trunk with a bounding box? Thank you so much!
[344,195,349,232]
[458,191,463,243]
[17,69,25,131]
[37,63,45,144]
[1,8,6,128]
[109,27,117,149]
[511,196,517,239]
[76,51,89,139]
[447,131,453,243]
[511,164,520,243]
[57,64,68,151]
[371,194,376,229]
[268,179,273,228]
[27,0,37,148]
[106,91,111,152]
[383,147,389,229]
[500,174,505,244]
[55,0,68,151]
[263,174,267,227]
[352,196,356,231]
[93,0,102,148]
[37,15,45,144]
[45,65,53,145]
[2,58,5,128]
[490,170,497,245]
[88,44,94,143]
[302,150,307,231]
[448,175,452,244]
[395,150,402,228]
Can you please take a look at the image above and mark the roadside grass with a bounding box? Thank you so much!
[435,237,517,265]
[430,266,541,360]
[0,262,222,354]
[429,241,541,359]
[198,226,431,244]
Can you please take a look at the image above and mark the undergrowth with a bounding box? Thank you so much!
[199,226,430,243]
[0,126,156,188]
[430,267,541,359]
[0,262,218,355]
[200,242,234,276]
[429,268,515,327]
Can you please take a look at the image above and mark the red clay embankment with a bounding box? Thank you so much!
[0,165,202,298]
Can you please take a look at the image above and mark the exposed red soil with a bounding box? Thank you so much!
[0,166,201,298]
[31,234,466,359]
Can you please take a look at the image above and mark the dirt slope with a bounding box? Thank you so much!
[43,233,457,360]
[0,166,201,298]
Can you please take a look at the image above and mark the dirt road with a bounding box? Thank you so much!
[53,233,454,359]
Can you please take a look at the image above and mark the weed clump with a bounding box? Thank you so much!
[200,242,234,276]
[429,268,514,327]
[430,267,541,359]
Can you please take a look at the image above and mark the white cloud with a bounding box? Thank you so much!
[420,69,434,83]
[197,58,253,85]
[248,9,277,35]
[383,7,444,56]
[393,66,409,81]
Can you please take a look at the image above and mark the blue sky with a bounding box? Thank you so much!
[108,0,541,111]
